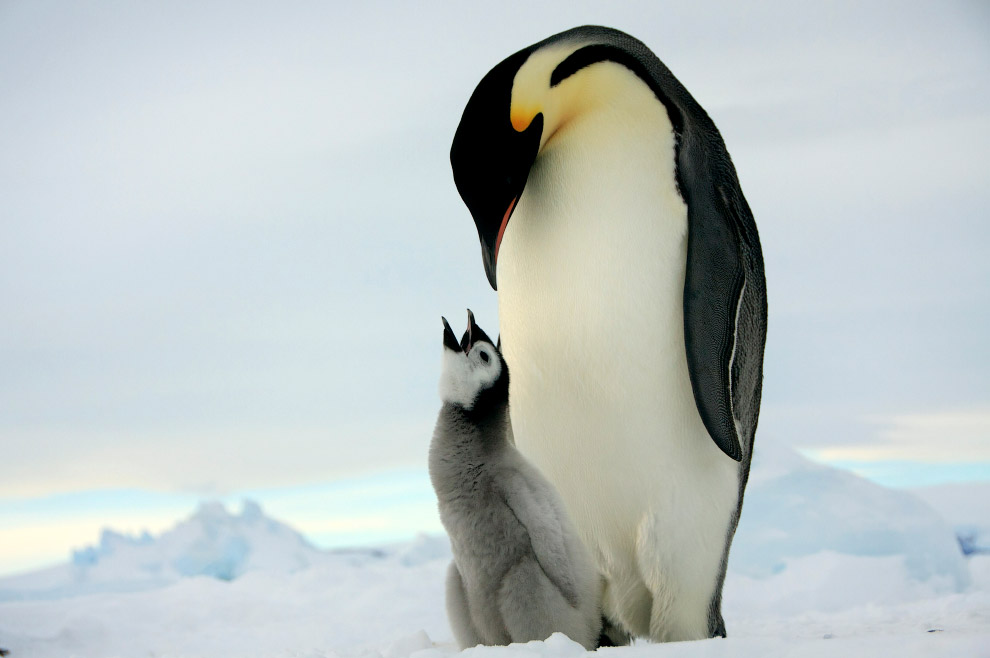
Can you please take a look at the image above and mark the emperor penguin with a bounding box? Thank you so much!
[449,26,767,642]
[430,311,602,650]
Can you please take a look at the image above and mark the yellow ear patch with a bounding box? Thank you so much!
[509,42,587,135]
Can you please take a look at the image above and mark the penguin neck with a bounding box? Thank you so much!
[449,396,510,453]
[430,399,511,497]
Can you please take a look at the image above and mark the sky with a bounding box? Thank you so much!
[1,0,988,576]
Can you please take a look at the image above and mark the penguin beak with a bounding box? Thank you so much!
[462,308,494,352]
[442,316,462,352]
[465,309,477,351]
[493,197,518,274]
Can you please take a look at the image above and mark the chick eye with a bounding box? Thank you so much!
[479,351,490,363]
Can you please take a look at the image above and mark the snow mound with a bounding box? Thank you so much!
[412,633,588,658]
[911,482,990,556]
[0,500,335,601]
[74,499,324,580]
[730,439,971,603]
[394,534,452,567]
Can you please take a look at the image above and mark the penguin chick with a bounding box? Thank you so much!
[430,310,601,650]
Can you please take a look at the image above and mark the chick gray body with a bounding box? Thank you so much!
[430,313,600,649]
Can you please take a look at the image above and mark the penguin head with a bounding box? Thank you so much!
[451,26,662,289]
[439,310,508,412]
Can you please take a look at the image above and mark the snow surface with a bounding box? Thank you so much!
[1,441,988,657]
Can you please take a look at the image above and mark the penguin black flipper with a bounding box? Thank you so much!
[678,119,768,464]
[538,26,768,462]
[679,151,768,463]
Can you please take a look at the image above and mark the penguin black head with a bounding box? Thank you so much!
[439,310,508,413]
[450,45,544,291]
[450,26,688,290]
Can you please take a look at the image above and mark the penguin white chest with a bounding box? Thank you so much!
[496,92,738,639]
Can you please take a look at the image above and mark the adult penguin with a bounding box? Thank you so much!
[449,26,767,642]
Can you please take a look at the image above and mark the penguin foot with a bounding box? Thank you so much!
[596,617,632,647]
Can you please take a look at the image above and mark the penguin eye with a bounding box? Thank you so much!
[479,351,490,363]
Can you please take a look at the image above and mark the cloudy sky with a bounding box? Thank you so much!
[1,1,988,575]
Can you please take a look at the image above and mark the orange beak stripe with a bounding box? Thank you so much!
[495,197,517,264]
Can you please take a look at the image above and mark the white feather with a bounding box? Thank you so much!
[438,344,501,410]
[728,278,747,429]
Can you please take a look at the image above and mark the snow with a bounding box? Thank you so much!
[1,441,988,657]
[912,482,990,555]
[0,500,339,602]
[732,439,970,593]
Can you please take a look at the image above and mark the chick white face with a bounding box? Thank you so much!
[438,312,503,410]
[439,341,502,410]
